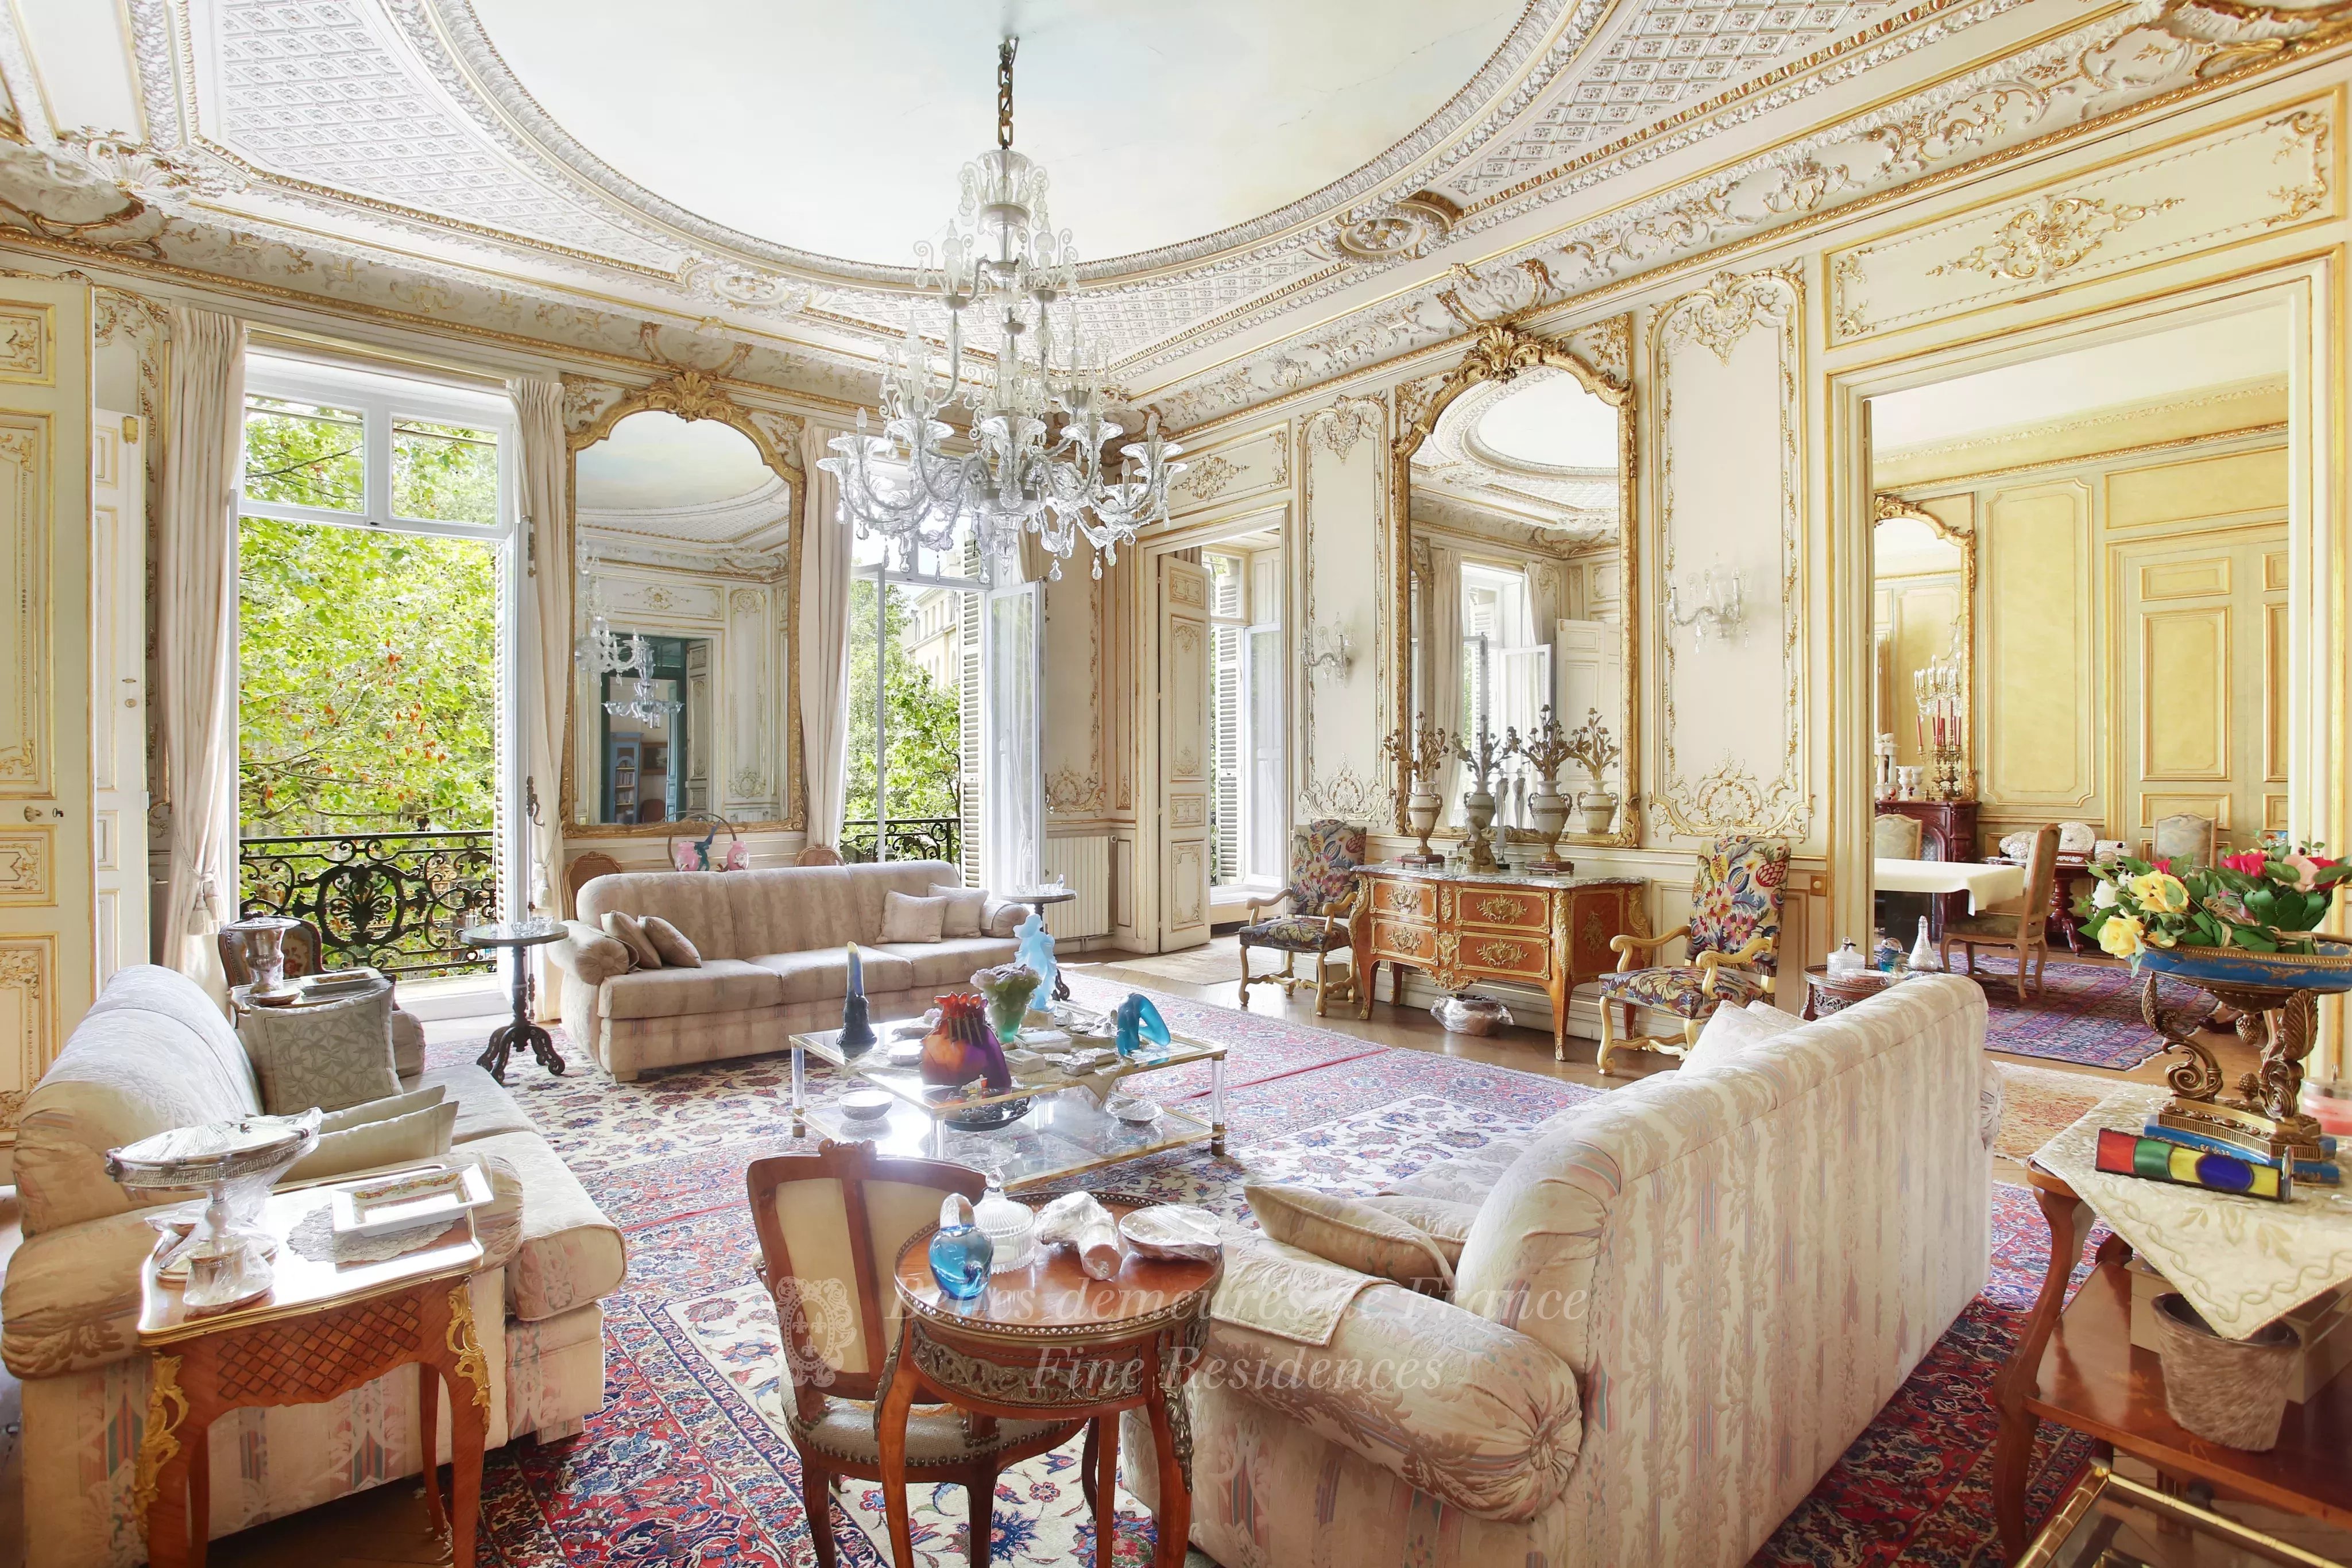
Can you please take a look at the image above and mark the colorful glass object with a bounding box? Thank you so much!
[919,993,1014,1091]
[971,962,1043,1046]
[1113,993,1170,1062]
[838,942,876,1056]
[2095,1127,2291,1201]
[1015,909,1059,1001]
[928,1193,994,1300]
[973,1181,1036,1272]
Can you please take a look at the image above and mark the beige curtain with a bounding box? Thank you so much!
[158,306,247,994]
[1422,543,1464,816]
[1526,560,1566,688]
[797,423,853,849]
[509,379,571,920]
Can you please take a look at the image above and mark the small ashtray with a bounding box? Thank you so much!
[330,1163,492,1240]
[840,1089,893,1122]
[1107,1095,1160,1125]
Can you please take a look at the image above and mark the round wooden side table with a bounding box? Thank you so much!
[462,919,568,1083]
[1800,963,1910,1020]
[883,1197,1221,1568]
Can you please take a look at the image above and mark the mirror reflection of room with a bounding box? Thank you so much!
[1867,309,2291,986]
[1407,362,1627,850]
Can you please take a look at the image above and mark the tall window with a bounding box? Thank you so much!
[843,535,1042,889]
[1206,545,1283,891]
[236,353,516,977]
[1460,563,1549,744]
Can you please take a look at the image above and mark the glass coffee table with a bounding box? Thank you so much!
[787,1019,1228,1191]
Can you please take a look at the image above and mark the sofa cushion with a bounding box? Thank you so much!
[552,920,633,986]
[644,916,702,968]
[411,1062,537,1143]
[1248,1183,1453,1294]
[237,985,401,1113]
[1355,1194,1479,1267]
[599,958,786,1020]
[601,911,662,970]
[457,1130,628,1320]
[1684,995,1800,1074]
[317,1085,447,1133]
[929,884,987,938]
[16,965,264,1236]
[392,1007,427,1077]
[750,946,915,1005]
[870,936,1020,990]
[879,891,947,944]
[286,1099,457,1182]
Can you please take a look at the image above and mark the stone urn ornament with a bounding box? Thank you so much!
[1382,714,1453,867]
[1453,725,1512,874]
[1564,708,1623,837]
[1510,706,1577,873]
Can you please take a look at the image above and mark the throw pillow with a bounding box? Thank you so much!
[879,891,947,944]
[559,922,633,986]
[1683,996,1801,1074]
[643,916,702,968]
[601,911,663,970]
[1355,1193,1480,1268]
[238,985,401,1114]
[1245,1182,1455,1295]
[982,897,1026,938]
[929,884,988,939]
[317,1085,448,1135]
[285,1099,458,1183]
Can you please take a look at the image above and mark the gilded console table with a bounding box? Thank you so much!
[1352,866,1647,1060]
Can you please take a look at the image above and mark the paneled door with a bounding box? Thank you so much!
[92,409,147,983]
[2116,526,2289,854]
[1159,557,1211,950]
[0,277,94,1175]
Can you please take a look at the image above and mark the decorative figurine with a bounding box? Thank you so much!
[1114,993,1171,1062]
[927,1193,995,1300]
[1014,908,1060,1002]
[838,942,876,1055]
[971,962,1043,1046]
[919,993,1014,1092]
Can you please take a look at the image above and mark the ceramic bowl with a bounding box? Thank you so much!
[839,1089,893,1122]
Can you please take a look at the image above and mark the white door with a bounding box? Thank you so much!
[92,409,147,984]
[0,278,94,1174]
[1159,557,1212,950]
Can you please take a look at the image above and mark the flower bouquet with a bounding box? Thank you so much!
[2075,843,2349,965]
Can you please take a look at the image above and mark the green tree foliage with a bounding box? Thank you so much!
[844,578,963,824]
[238,397,501,834]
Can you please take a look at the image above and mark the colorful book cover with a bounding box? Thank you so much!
[2141,1118,2341,1184]
[2095,1127,2293,1202]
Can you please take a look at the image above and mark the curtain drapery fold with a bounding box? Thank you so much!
[797,424,853,850]
[1422,543,1464,818]
[158,307,247,994]
[509,378,571,922]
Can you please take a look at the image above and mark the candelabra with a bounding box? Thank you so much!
[1510,707,1577,872]
[1913,656,1967,801]
[1664,565,1745,645]
[1380,715,1452,866]
[1454,725,1512,873]
[1563,707,1624,836]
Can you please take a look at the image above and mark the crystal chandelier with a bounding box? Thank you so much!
[818,38,1185,581]
[575,547,681,727]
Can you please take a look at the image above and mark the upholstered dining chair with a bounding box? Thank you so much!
[2145,812,2218,872]
[795,843,846,867]
[745,1141,1084,1568]
[1873,812,1925,859]
[1238,818,1367,1016]
[1940,821,2060,1001]
[1595,837,1790,1075]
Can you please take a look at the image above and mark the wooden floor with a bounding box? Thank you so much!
[0,939,2260,1568]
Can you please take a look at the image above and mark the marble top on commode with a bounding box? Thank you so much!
[1355,863,1646,891]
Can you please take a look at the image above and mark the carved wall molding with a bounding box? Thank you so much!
[1301,393,1390,827]
[1652,266,1810,842]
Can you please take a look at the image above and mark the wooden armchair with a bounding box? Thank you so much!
[745,1140,1084,1568]
[1237,818,1366,1016]
[1594,837,1791,1075]
[1941,821,2060,1000]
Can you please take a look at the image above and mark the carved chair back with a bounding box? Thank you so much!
[2151,812,2218,872]
[563,851,624,919]
[218,918,324,989]
[2017,823,2062,942]
[1688,837,1792,971]
[744,1141,987,1418]
[1872,812,1924,860]
[1287,819,1367,916]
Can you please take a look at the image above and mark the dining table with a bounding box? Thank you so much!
[1872,857,2025,912]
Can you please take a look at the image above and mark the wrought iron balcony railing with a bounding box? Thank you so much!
[840,816,961,866]
[239,830,500,978]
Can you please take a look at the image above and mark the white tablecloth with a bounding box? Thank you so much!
[1873,857,2025,913]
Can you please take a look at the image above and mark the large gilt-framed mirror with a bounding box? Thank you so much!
[1870,493,1975,797]
[561,377,803,837]
[1390,321,1640,848]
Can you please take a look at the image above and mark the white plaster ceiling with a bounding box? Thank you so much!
[463,0,1523,265]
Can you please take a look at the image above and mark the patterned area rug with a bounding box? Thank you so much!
[436,991,2098,1566]
[1989,1063,2112,1166]
[1966,954,2215,1071]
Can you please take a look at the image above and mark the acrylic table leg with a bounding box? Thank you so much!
[1993,1182,2094,1562]
[1210,1054,1227,1155]
[791,1039,807,1138]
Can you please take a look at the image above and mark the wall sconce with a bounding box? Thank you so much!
[1301,617,1355,683]
[1664,565,1745,646]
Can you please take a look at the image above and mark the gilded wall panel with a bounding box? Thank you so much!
[2140,605,2230,780]
[1828,101,2335,343]
[2107,447,2291,529]
[1045,567,1107,817]
[1166,424,1290,517]
[0,413,47,795]
[1651,267,1808,842]
[1983,481,2096,811]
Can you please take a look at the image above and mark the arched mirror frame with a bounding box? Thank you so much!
[1387,322,1642,847]
[1871,490,1978,791]
[559,371,807,836]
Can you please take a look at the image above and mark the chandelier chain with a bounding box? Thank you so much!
[997,37,1016,152]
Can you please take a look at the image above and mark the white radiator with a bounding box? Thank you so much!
[1041,835,1111,939]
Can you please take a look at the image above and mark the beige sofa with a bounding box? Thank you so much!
[2,966,626,1568]
[1134,973,1995,1567]
[551,860,1022,1081]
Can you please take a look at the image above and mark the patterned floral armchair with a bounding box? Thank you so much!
[1595,835,1790,1074]
[1239,819,1366,1017]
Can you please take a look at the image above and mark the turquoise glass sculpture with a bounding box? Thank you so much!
[1015,909,1059,1002]
[928,1193,993,1301]
[1113,993,1170,1062]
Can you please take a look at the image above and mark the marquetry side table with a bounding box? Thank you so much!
[881,1197,1221,1568]
[136,1186,493,1568]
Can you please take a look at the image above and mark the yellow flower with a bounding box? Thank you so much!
[2098,914,2148,960]
[2145,927,2176,949]
[2127,871,2190,915]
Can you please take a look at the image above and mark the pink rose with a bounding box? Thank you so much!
[2288,853,2331,891]
[2221,851,2268,876]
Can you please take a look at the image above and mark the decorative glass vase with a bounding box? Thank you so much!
[928,1194,993,1301]
[973,1181,1036,1272]
[919,993,1015,1091]
[838,942,876,1055]
[970,962,1043,1046]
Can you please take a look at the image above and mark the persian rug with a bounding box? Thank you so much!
[1964,954,2214,1071]
[1988,1062,2110,1167]
[431,994,2098,1567]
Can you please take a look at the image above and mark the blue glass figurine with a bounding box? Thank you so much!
[1114,993,1170,1062]
[838,942,876,1055]
[1015,909,1059,1003]
[928,1193,993,1301]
